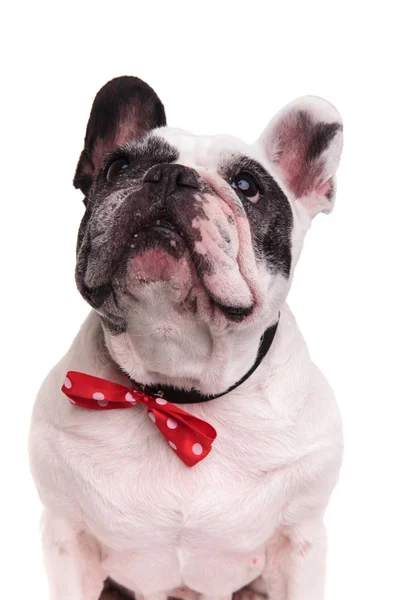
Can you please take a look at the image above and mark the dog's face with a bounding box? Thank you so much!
[73,77,342,386]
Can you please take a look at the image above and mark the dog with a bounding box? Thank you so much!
[29,76,344,600]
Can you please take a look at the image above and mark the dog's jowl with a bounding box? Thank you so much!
[29,76,344,600]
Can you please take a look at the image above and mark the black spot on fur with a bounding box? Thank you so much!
[306,121,342,162]
[75,135,217,315]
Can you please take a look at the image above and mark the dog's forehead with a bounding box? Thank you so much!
[153,127,264,168]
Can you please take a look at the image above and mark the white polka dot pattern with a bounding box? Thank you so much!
[155,398,168,405]
[192,443,203,455]
[125,392,137,404]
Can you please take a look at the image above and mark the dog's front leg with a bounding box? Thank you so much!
[42,510,106,600]
[234,521,327,600]
[262,521,327,600]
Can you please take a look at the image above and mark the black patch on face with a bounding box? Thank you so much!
[76,136,179,300]
[75,135,219,329]
[106,136,179,176]
[221,155,293,277]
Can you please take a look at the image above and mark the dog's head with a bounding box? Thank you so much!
[73,77,343,388]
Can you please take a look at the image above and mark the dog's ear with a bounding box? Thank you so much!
[257,96,343,218]
[74,76,166,196]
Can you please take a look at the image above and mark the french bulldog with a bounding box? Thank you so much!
[29,76,344,600]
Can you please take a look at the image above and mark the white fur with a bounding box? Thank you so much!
[30,98,343,600]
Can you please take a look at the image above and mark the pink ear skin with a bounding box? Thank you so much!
[258,96,343,218]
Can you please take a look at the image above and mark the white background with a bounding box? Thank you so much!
[1,1,399,598]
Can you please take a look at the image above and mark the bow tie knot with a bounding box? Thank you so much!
[62,371,217,467]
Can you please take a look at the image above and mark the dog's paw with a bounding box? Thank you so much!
[233,589,268,600]
[101,578,135,599]
[100,590,131,600]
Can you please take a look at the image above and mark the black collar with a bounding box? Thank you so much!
[131,318,279,404]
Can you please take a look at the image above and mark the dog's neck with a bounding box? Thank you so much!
[103,290,279,395]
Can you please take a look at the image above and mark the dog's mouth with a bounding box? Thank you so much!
[136,219,183,238]
[212,302,254,321]
[129,218,187,258]
[125,211,256,322]
[125,217,192,295]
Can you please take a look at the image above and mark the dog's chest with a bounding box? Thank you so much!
[75,405,285,543]
[41,393,296,594]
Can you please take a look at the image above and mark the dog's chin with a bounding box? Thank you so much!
[121,226,258,326]
[127,251,193,297]
[125,228,194,303]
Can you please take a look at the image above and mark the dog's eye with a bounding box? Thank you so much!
[107,158,130,180]
[231,171,260,203]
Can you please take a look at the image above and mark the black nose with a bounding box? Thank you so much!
[144,163,199,190]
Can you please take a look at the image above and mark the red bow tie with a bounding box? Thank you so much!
[61,371,217,467]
